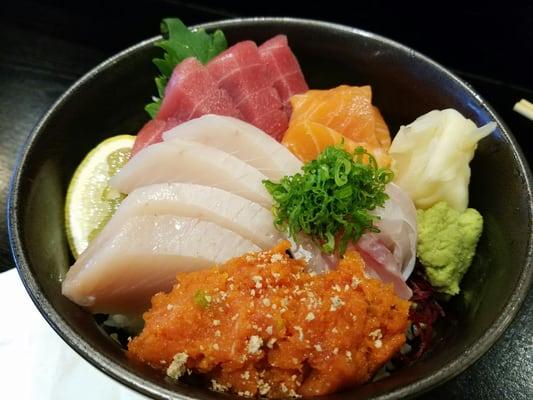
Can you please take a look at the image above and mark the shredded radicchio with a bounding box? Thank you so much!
[394,268,446,366]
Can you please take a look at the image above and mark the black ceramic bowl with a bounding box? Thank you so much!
[7,17,533,399]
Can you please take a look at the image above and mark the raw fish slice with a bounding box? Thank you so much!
[82,183,281,253]
[372,183,417,279]
[162,114,302,180]
[355,234,412,300]
[62,215,260,314]
[131,118,180,157]
[352,183,417,299]
[258,35,308,109]
[289,85,380,146]
[373,106,391,148]
[157,57,241,121]
[109,139,273,207]
[282,120,391,166]
[300,183,416,299]
[207,41,288,140]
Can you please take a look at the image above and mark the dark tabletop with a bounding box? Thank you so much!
[1,1,531,399]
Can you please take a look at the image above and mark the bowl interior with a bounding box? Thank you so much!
[8,18,532,400]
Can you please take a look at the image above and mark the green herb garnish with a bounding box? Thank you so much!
[145,18,228,118]
[264,146,393,256]
[193,289,212,308]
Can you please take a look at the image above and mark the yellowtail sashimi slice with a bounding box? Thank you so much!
[109,139,272,207]
[62,215,260,314]
[80,183,281,256]
[162,114,302,180]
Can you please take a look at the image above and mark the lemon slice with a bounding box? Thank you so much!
[65,135,135,258]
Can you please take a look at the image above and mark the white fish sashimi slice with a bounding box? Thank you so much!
[162,114,302,181]
[62,215,260,314]
[372,182,417,280]
[109,139,273,208]
[81,183,281,255]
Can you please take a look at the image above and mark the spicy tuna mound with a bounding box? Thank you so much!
[127,241,410,398]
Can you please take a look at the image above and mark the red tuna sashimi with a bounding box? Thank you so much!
[207,41,288,141]
[157,57,241,121]
[131,118,180,157]
[259,35,308,111]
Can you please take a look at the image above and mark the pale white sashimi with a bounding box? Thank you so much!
[162,114,302,180]
[62,215,260,314]
[80,183,281,253]
[355,183,416,299]
[371,183,417,280]
[109,139,273,208]
[300,183,416,300]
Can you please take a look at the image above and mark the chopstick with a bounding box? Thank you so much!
[513,99,533,121]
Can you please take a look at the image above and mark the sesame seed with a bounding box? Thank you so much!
[262,298,271,307]
[210,379,229,392]
[258,380,271,395]
[212,343,219,350]
[271,253,283,263]
[252,276,263,289]
[215,330,221,337]
[247,335,263,354]
[330,295,345,311]
[294,326,304,341]
[374,339,383,348]
[333,347,339,355]
[166,352,188,380]
[213,319,220,326]
[314,344,322,352]
[241,371,250,380]
[305,312,315,321]
[346,351,352,360]
[267,337,277,349]
[266,325,273,335]
[167,304,174,310]
[351,277,361,289]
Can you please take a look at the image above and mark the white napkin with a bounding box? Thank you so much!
[0,268,149,400]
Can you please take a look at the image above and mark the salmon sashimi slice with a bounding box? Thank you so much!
[373,106,391,148]
[282,121,391,166]
[289,85,378,145]
[285,85,392,165]
[207,41,288,140]
[259,35,308,111]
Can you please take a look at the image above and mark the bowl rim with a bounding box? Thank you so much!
[7,16,533,400]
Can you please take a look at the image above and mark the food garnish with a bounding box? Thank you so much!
[416,201,483,296]
[145,18,228,118]
[264,145,393,256]
[389,109,495,211]
[65,135,133,258]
